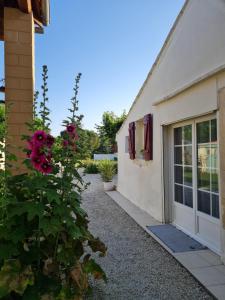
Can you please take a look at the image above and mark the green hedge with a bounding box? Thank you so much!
[82,159,117,174]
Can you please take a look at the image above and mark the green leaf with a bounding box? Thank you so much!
[0,243,19,260]
[83,259,107,282]
[0,260,34,297]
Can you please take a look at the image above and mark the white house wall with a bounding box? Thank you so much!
[117,0,225,222]
[117,74,225,222]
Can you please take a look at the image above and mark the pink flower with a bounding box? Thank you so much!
[30,153,45,170]
[46,134,55,147]
[62,140,69,147]
[39,160,53,174]
[66,124,76,134]
[32,130,47,146]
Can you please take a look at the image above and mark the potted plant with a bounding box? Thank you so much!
[99,160,116,191]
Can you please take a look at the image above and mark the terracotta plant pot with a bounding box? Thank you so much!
[103,181,114,191]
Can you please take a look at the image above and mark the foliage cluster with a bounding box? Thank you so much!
[82,159,117,176]
[95,111,126,154]
[0,67,107,299]
[82,160,99,174]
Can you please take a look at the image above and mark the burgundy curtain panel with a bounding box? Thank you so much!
[128,122,136,160]
[144,114,153,161]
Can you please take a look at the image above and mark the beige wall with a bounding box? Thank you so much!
[4,7,34,173]
[117,0,225,236]
[117,75,224,222]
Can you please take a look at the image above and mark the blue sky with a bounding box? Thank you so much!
[1,0,185,135]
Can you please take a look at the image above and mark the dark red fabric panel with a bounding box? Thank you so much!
[128,122,135,160]
[144,114,153,161]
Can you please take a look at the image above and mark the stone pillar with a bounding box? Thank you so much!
[218,87,225,263]
[4,7,34,173]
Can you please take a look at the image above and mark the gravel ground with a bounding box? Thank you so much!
[82,174,214,300]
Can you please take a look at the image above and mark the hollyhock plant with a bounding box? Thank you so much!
[66,124,76,134]
[63,139,69,147]
[0,70,106,299]
[46,134,55,147]
[39,159,53,174]
[30,152,45,170]
[27,129,54,173]
[32,130,47,143]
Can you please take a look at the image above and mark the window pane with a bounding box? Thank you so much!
[211,119,217,142]
[198,168,210,191]
[184,146,192,165]
[175,184,183,204]
[174,127,182,145]
[197,121,210,143]
[184,167,192,186]
[198,191,210,215]
[184,187,193,208]
[174,146,182,164]
[210,144,218,169]
[212,194,220,219]
[197,145,210,168]
[183,125,192,144]
[211,170,219,193]
[174,166,183,184]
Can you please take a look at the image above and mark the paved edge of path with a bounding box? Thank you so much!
[107,190,225,300]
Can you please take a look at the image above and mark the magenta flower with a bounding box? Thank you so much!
[32,130,47,146]
[63,140,69,147]
[30,152,45,170]
[46,134,55,147]
[66,124,76,134]
[39,160,53,174]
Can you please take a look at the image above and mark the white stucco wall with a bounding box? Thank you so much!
[117,0,225,222]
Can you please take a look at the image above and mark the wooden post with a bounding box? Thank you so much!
[4,7,34,173]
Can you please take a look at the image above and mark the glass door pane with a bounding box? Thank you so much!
[174,125,193,208]
[196,119,219,219]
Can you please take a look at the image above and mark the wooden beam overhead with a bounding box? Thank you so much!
[17,0,32,13]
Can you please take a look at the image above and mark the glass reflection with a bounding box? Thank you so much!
[174,127,182,145]
[210,144,218,169]
[174,146,182,165]
[184,146,192,165]
[197,121,209,143]
[211,119,217,142]
[198,168,210,191]
[184,167,192,187]
[197,145,210,170]
[183,125,192,144]
[211,170,219,193]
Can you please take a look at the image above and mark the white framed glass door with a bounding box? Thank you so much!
[172,115,221,253]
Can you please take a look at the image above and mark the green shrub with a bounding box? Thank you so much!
[82,160,99,174]
[98,160,116,182]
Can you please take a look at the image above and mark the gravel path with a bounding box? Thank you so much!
[83,174,214,300]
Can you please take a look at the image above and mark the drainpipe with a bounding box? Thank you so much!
[42,0,50,26]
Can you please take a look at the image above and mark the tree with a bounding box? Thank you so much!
[76,128,100,159]
[95,111,126,153]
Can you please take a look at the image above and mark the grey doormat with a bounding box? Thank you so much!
[146,224,207,253]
